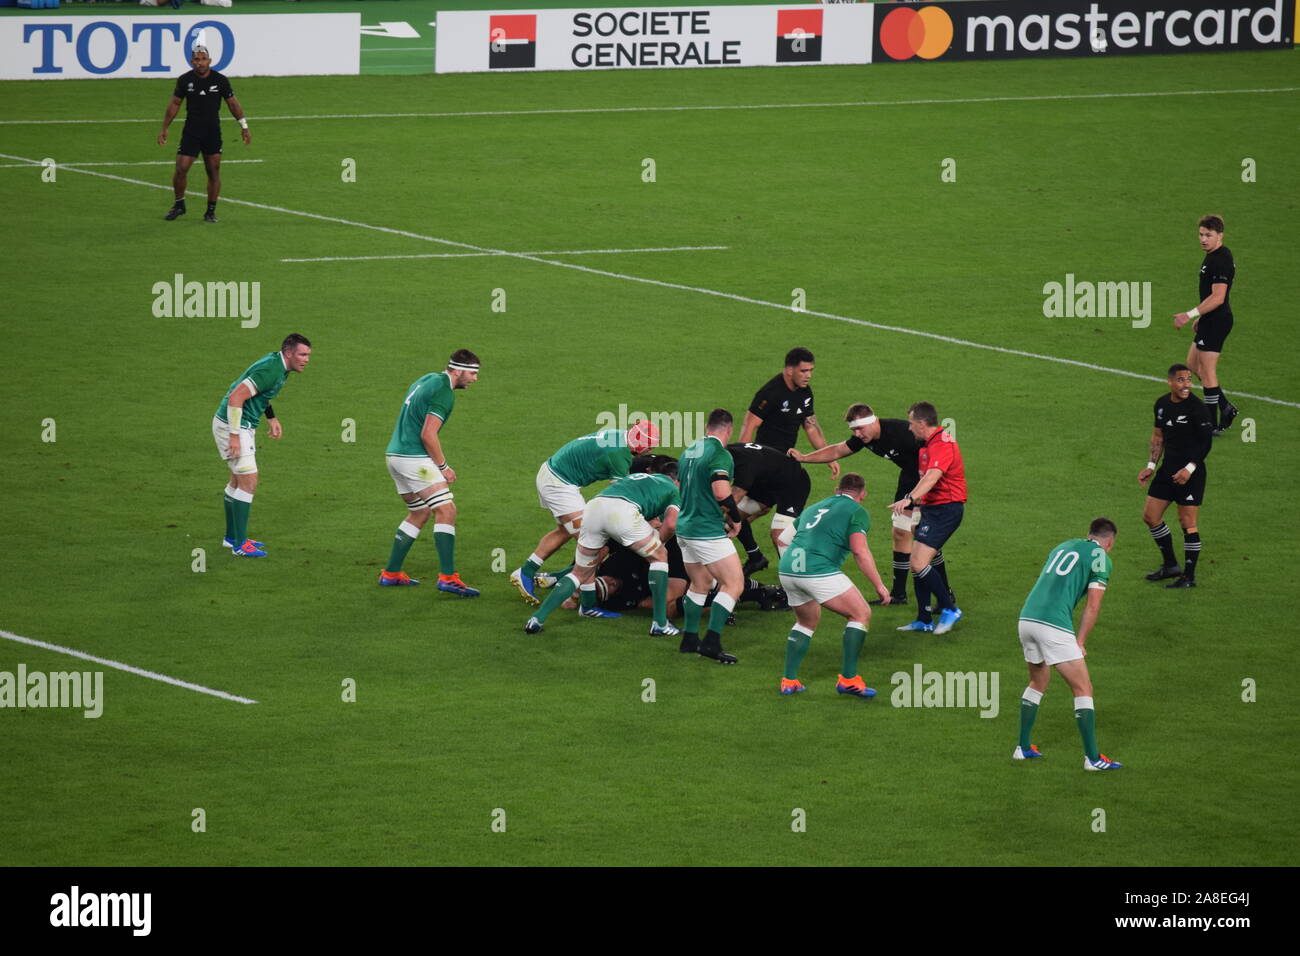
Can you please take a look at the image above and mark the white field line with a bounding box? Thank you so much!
[281,245,729,263]
[0,86,1295,125]
[0,628,258,705]
[2,149,1295,410]
[0,159,264,168]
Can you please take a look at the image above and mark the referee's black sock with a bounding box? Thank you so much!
[1183,531,1201,580]
[172,197,186,209]
[930,550,954,608]
[1149,522,1178,567]
[891,551,910,597]
[912,566,935,624]
[1203,386,1222,428]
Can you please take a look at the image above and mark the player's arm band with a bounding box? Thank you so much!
[1184,462,1197,474]
[238,118,248,130]
[1145,461,1157,471]
[1186,307,1200,319]
[718,495,744,523]
[265,404,275,420]
[228,407,243,430]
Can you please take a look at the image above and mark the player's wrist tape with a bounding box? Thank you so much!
[228,407,242,430]
[848,416,876,428]
[1146,461,1157,471]
[238,118,248,130]
[1187,307,1200,320]
[265,404,275,420]
[437,461,448,470]
[718,496,744,523]
[1185,462,1197,474]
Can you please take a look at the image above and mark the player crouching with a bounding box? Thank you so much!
[777,473,891,698]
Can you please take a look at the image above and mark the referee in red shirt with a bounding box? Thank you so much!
[890,402,965,634]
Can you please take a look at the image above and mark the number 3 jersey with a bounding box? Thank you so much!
[1019,538,1112,632]
[778,493,870,578]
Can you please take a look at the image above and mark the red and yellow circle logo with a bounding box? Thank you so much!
[880,5,954,61]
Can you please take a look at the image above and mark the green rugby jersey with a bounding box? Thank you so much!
[214,351,288,431]
[386,372,456,457]
[546,429,633,487]
[1019,538,1112,632]
[778,494,870,578]
[598,473,680,522]
[677,435,734,540]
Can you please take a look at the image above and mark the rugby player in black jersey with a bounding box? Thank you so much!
[740,347,839,472]
[1173,215,1239,435]
[726,441,812,574]
[791,403,953,608]
[158,46,250,223]
[1139,365,1214,589]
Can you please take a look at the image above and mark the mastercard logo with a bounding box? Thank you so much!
[879,6,954,61]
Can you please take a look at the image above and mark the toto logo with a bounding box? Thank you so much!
[22,19,235,75]
[879,5,954,60]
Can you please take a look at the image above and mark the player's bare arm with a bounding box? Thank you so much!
[802,415,841,477]
[849,531,890,603]
[421,416,455,482]
[660,505,679,541]
[892,467,942,515]
[1076,586,1106,653]
[788,441,851,464]
[226,96,251,145]
[738,411,763,444]
[225,381,257,455]
[1139,429,1163,485]
[713,477,742,537]
[158,96,182,145]
[1174,282,1227,329]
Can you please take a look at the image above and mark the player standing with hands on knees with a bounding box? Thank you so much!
[777,473,891,699]
[159,45,250,223]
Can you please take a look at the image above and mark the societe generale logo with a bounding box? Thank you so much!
[879,5,954,60]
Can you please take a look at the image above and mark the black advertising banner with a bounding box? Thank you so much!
[872,0,1296,62]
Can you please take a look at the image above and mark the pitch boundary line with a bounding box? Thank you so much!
[1,86,1295,126]
[280,245,729,263]
[0,628,258,705]
[0,159,265,169]
[3,148,1294,410]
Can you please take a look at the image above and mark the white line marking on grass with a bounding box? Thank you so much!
[365,46,436,52]
[1,87,1295,125]
[5,149,1294,409]
[0,159,264,169]
[0,628,258,705]
[280,245,729,263]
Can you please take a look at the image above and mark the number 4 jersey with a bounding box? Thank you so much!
[1019,538,1112,633]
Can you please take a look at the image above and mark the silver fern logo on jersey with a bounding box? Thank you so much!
[151,273,260,328]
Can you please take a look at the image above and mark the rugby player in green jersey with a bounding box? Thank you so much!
[676,409,746,664]
[511,421,660,605]
[378,350,481,596]
[525,457,682,636]
[1015,518,1123,771]
[776,473,891,698]
[212,333,312,557]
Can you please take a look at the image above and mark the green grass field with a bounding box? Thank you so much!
[1,46,1297,867]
